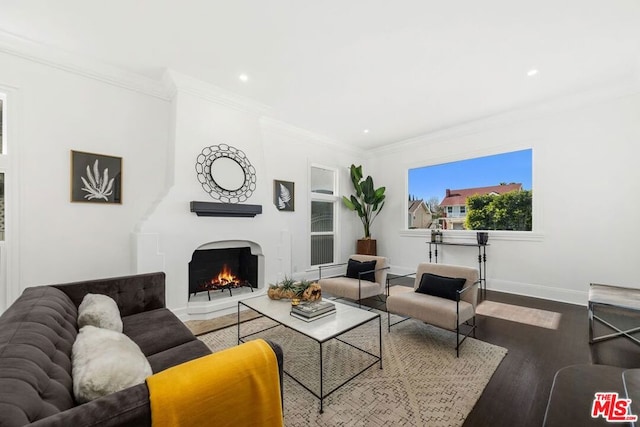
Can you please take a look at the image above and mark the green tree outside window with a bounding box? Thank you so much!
[465,190,532,231]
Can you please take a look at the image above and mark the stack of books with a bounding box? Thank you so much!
[290,300,336,322]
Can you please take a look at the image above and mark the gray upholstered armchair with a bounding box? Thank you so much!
[386,262,479,357]
[317,254,389,308]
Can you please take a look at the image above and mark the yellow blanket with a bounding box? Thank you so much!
[147,339,283,427]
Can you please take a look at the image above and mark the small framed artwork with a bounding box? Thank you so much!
[274,180,294,211]
[71,150,122,203]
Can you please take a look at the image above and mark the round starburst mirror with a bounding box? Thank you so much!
[195,144,256,203]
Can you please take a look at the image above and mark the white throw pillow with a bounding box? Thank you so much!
[77,293,123,332]
[72,325,152,403]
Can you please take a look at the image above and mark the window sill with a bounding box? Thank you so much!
[399,229,543,242]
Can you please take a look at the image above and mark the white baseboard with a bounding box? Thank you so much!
[487,279,587,306]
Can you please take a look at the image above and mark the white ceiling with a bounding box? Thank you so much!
[1,0,639,149]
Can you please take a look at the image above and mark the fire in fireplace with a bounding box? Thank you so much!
[213,264,239,287]
[189,247,258,301]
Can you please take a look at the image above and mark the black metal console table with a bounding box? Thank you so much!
[428,241,488,297]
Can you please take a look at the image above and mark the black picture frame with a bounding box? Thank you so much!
[71,150,122,204]
[274,180,294,212]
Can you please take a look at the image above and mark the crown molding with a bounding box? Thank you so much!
[0,30,169,100]
[259,116,364,155]
[163,69,272,116]
[374,75,640,155]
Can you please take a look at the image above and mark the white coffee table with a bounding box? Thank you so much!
[238,296,382,413]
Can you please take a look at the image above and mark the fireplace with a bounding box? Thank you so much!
[189,247,258,301]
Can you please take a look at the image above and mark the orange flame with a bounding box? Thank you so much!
[211,264,239,286]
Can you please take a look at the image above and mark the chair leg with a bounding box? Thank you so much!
[455,317,477,358]
[588,301,594,343]
[472,316,476,338]
[387,310,391,333]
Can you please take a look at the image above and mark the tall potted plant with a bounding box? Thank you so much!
[342,164,386,255]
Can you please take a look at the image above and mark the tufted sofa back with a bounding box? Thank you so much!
[0,286,78,427]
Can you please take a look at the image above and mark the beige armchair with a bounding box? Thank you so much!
[318,255,389,308]
[386,262,479,357]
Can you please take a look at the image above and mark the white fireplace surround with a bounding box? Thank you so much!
[134,70,293,321]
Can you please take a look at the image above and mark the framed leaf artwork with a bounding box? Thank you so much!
[71,150,122,204]
[274,180,294,212]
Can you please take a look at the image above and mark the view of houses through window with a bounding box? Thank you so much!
[310,165,337,266]
[408,149,533,231]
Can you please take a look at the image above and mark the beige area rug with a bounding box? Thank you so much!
[476,300,562,330]
[198,311,507,426]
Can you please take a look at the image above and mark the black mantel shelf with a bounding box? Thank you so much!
[190,201,262,217]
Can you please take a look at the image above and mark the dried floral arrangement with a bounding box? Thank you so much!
[267,277,321,301]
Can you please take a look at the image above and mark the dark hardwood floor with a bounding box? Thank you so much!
[358,285,640,427]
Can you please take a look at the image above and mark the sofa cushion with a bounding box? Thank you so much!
[123,308,197,357]
[318,277,383,301]
[386,291,475,330]
[346,259,377,282]
[146,340,211,374]
[72,325,152,403]
[77,293,123,332]
[416,273,466,301]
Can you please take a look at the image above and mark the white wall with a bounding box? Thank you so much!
[0,50,170,304]
[0,47,365,315]
[260,119,365,276]
[134,72,367,317]
[370,89,640,305]
[4,36,636,313]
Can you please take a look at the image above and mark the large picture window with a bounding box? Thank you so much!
[310,165,337,266]
[408,149,533,231]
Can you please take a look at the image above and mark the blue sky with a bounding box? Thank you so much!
[408,149,532,203]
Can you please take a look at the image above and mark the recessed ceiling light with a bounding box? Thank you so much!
[527,69,539,77]
[239,74,249,82]
[363,129,370,134]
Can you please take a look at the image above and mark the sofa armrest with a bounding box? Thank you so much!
[52,272,166,317]
[27,339,284,427]
[265,340,284,404]
[146,339,284,426]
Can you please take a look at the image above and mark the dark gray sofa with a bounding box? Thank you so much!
[0,272,283,427]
